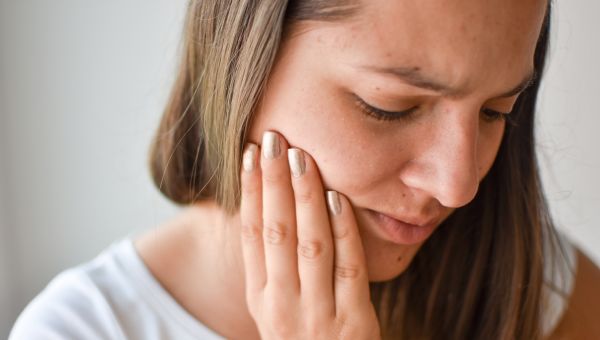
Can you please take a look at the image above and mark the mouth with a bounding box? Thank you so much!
[364,209,438,245]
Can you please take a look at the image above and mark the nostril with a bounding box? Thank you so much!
[398,151,480,209]
[437,179,479,208]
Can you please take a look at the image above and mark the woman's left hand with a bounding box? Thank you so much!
[239,130,381,340]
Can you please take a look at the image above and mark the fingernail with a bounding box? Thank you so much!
[262,131,280,159]
[243,143,258,172]
[288,148,305,178]
[327,191,342,215]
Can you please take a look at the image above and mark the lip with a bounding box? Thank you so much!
[365,209,437,245]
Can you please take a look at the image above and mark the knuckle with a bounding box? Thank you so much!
[334,263,361,280]
[333,224,351,240]
[241,223,261,241]
[263,221,288,245]
[294,186,314,205]
[297,239,324,260]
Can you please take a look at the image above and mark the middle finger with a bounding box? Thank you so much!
[261,131,300,295]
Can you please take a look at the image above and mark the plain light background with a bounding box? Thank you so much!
[0,1,598,337]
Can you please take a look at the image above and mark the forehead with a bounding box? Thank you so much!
[361,0,545,55]
[295,0,547,95]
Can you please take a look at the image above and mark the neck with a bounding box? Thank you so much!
[188,201,261,340]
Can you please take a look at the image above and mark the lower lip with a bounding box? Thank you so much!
[366,210,436,245]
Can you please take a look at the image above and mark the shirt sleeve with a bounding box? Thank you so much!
[8,269,127,340]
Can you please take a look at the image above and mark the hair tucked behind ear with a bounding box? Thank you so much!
[150,1,561,339]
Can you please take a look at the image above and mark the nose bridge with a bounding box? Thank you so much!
[427,109,480,208]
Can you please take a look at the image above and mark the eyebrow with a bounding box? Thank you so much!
[358,65,537,99]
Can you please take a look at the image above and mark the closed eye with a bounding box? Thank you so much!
[354,95,515,125]
[353,95,418,121]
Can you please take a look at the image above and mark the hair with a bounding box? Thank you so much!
[149,1,566,338]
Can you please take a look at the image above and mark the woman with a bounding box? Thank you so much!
[9,0,600,339]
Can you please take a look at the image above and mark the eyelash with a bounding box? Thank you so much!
[354,96,515,124]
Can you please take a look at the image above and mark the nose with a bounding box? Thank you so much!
[400,108,481,208]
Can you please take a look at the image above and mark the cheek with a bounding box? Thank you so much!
[250,78,394,196]
[257,86,398,197]
[477,122,506,178]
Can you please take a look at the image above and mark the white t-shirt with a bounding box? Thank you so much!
[9,233,225,340]
[9,231,576,339]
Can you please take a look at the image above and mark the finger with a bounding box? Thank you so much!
[288,148,335,319]
[240,142,266,299]
[327,191,371,315]
[260,131,300,294]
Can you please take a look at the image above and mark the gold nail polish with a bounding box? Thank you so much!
[327,191,342,215]
[288,148,305,177]
[243,144,257,172]
[262,131,280,159]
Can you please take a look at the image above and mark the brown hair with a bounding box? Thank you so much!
[149,1,563,338]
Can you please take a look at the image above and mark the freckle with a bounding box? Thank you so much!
[375,86,380,91]
[402,193,406,198]
[396,255,402,262]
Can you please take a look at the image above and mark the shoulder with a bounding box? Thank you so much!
[546,247,600,339]
[9,219,220,340]
[8,242,130,339]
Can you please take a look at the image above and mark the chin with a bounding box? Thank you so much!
[366,253,415,282]
[356,211,423,282]
[362,233,422,282]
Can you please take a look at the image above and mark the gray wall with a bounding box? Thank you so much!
[0,86,11,340]
[1,0,13,333]
[538,1,600,261]
[1,0,599,338]
[0,0,184,336]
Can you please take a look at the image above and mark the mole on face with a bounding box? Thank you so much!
[397,255,403,262]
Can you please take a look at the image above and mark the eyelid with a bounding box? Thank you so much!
[353,93,516,124]
[353,94,419,121]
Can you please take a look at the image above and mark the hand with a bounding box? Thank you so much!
[239,130,381,340]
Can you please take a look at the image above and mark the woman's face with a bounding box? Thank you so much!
[248,0,547,281]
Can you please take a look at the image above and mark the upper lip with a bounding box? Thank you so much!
[371,209,438,227]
